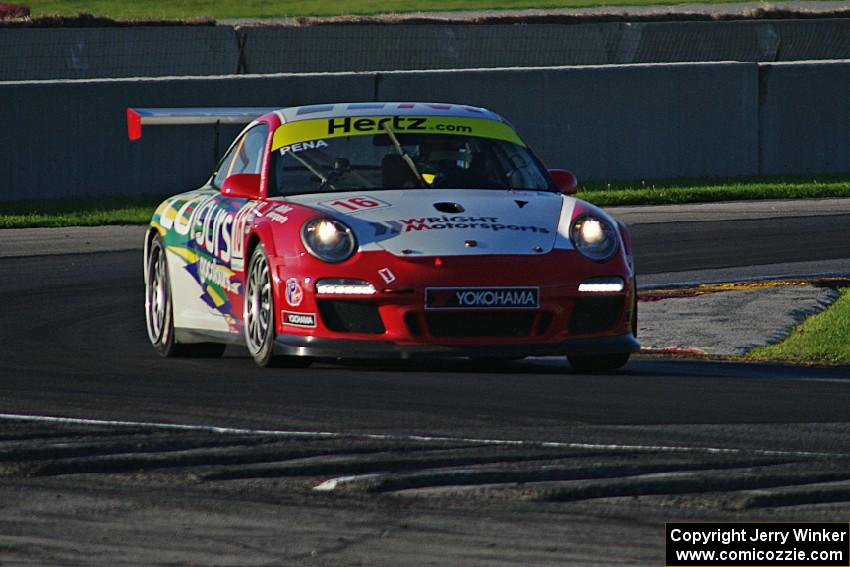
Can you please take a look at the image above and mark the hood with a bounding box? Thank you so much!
[285,189,572,257]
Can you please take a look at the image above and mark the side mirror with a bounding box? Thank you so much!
[549,169,578,195]
[221,173,262,199]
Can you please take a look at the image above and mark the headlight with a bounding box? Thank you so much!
[578,276,625,293]
[570,216,619,262]
[302,218,356,263]
[316,279,376,295]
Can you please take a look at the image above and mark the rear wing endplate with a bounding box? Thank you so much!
[127,107,277,141]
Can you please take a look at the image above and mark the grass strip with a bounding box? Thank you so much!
[749,288,850,365]
[577,176,850,207]
[23,0,832,20]
[0,196,163,229]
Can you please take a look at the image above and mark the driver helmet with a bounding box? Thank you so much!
[419,137,473,171]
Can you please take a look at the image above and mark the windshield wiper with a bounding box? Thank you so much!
[287,151,337,191]
[381,122,425,188]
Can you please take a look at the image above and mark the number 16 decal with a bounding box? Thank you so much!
[320,195,391,214]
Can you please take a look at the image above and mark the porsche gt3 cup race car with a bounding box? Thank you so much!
[133,102,639,371]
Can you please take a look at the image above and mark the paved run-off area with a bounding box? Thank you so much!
[639,284,840,355]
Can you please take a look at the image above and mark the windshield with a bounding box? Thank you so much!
[268,119,554,197]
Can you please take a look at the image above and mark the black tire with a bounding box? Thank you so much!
[567,352,630,373]
[145,233,226,358]
[244,244,311,369]
[470,356,524,368]
[630,278,638,338]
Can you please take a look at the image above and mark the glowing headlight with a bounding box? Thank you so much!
[302,218,356,263]
[578,277,625,293]
[570,216,619,262]
[316,279,376,295]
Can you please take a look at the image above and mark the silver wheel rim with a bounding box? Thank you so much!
[245,251,272,354]
[145,243,167,344]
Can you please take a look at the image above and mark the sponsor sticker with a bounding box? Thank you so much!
[265,203,292,225]
[370,216,550,236]
[157,195,259,271]
[378,268,396,285]
[282,311,316,328]
[279,139,328,155]
[267,212,288,224]
[319,195,391,214]
[197,256,239,294]
[425,287,539,310]
[272,116,526,152]
[285,278,303,307]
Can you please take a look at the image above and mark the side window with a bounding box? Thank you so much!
[212,124,269,188]
[212,146,237,189]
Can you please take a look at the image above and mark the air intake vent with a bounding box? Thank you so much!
[425,312,535,337]
[433,202,464,213]
[569,297,624,334]
[318,300,385,334]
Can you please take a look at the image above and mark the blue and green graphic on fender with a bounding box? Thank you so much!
[151,190,259,333]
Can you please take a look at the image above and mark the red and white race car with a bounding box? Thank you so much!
[134,102,638,371]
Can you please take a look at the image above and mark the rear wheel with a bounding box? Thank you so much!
[145,234,225,358]
[567,353,630,373]
[244,244,311,369]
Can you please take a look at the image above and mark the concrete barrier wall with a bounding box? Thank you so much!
[0,60,846,201]
[240,20,850,73]
[375,63,758,181]
[771,20,850,61]
[0,73,374,200]
[0,27,240,80]
[629,20,850,63]
[2,20,850,80]
[240,24,614,73]
[759,61,850,176]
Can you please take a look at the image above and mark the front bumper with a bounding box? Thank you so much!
[271,249,637,356]
[274,332,640,360]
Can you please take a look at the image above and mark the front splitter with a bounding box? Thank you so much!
[273,333,639,360]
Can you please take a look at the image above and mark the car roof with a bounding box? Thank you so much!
[274,102,508,124]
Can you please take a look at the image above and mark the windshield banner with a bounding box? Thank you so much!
[272,116,526,151]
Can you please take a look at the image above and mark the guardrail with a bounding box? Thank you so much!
[0,60,846,201]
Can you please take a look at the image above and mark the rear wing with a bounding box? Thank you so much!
[126,107,277,141]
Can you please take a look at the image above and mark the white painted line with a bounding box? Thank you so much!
[313,473,383,491]
[0,412,841,459]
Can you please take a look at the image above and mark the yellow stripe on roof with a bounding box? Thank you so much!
[272,115,525,151]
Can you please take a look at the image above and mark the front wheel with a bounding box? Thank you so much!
[244,244,311,369]
[145,234,225,358]
[567,353,630,373]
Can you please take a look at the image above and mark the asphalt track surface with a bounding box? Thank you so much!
[1,212,850,566]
